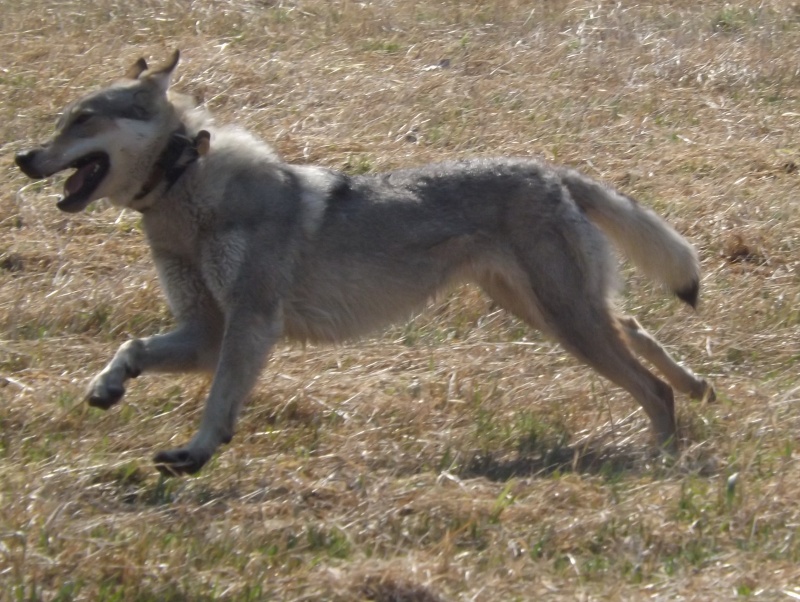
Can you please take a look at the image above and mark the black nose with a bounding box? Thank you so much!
[15,149,45,179]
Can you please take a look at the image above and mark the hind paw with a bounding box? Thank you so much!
[690,379,716,404]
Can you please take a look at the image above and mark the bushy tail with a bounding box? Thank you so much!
[560,168,700,307]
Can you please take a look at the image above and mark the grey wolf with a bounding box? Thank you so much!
[15,51,714,475]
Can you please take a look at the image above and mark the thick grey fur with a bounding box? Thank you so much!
[15,52,714,475]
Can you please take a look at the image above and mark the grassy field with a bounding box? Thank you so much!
[1,0,799,599]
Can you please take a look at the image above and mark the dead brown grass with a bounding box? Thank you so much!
[1,0,800,600]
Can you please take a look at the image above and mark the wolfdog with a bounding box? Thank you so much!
[15,51,714,475]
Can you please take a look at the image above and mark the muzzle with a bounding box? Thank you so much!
[15,148,47,179]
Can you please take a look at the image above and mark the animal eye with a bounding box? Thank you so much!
[72,112,93,126]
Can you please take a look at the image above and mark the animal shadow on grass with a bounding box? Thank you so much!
[460,441,653,482]
[459,429,721,482]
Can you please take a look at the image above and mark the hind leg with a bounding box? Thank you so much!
[618,316,715,402]
[550,314,679,448]
[479,271,678,448]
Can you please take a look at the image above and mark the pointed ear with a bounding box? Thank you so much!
[144,50,181,93]
[124,57,148,80]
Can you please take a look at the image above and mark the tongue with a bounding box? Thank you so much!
[64,161,96,196]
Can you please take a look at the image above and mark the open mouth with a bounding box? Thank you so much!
[56,152,110,213]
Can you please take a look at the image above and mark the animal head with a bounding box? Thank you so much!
[15,50,186,212]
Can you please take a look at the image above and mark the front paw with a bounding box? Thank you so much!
[153,447,212,476]
[86,375,126,409]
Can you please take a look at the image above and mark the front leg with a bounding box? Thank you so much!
[153,306,282,476]
[87,322,222,409]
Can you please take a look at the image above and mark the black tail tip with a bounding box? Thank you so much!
[676,280,699,309]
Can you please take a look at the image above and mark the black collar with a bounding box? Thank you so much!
[133,126,199,206]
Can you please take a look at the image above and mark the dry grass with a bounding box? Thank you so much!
[1,0,799,599]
